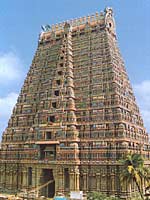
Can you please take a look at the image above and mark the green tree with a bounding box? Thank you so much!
[87,192,107,200]
[87,192,120,200]
[120,153,150,200]
[105,196,121,200]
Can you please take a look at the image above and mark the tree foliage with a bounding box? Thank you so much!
[87,192,121,200]
[120,153,150,200]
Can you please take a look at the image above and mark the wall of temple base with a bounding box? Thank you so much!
[0,162,140,199]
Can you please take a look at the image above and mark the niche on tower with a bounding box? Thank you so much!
[28,167,32,186]
[64,168,70,191]
[39,144,56,160]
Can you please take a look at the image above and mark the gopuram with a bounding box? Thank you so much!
[0,7,150,199]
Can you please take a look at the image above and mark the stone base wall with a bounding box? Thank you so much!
[0,162,139,199]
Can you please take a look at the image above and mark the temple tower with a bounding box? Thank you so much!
[0,7,150,199]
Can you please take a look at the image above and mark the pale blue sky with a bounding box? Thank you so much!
[0,0,150,138]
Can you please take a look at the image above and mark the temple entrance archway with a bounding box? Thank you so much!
[42,169,55,198]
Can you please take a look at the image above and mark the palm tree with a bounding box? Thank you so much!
[120,153,150,200]
[140,166,150,197]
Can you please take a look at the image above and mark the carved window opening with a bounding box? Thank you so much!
[54,90,59,96]
[48,116,55,123]
[56,80,61,85]
[58,71,62,75]
[28,167,32,186]
[52,102,57,108]
[56,38,61,41]
[46,132,52,140]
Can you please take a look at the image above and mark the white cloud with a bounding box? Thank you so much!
[0,51,25,138]
[0,92,18,136]
[0,52,24,83]
[133,80,150,132]
[0,92,18,117]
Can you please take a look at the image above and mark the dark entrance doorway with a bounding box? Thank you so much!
[42,169,55,198]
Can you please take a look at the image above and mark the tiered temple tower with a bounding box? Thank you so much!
[0,7,150,199]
